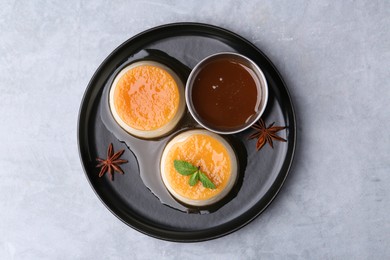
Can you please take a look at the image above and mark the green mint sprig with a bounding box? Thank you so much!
[173,160,216,189]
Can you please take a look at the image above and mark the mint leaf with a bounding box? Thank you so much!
[174,160,198,176]
[199,171,216,189]
[174,160,217,189]
[189,171,199,186]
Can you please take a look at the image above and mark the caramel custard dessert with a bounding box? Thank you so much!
[109,61,185,138]
[160,130,238,207]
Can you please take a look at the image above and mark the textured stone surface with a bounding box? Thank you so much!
[0,0,389,259]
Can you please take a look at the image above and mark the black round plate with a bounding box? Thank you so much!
[78,23,296,242]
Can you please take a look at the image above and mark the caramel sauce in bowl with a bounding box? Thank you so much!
[185,52,268,134]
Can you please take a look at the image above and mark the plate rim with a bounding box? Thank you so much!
[77,22,297,242]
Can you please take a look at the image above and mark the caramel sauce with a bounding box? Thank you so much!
[191,58,259,130]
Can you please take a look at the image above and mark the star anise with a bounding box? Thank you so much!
[96,143,128,180]
[248,119,287,151]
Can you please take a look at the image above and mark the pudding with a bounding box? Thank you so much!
[160,129,237,207]
[109,61,185,138]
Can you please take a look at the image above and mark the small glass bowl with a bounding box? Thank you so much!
[185,52,268,135]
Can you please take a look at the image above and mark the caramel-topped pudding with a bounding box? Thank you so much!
[160,130,237,206]
[109,61,185,138]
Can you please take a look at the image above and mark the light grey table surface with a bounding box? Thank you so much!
[1,0,389,259]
